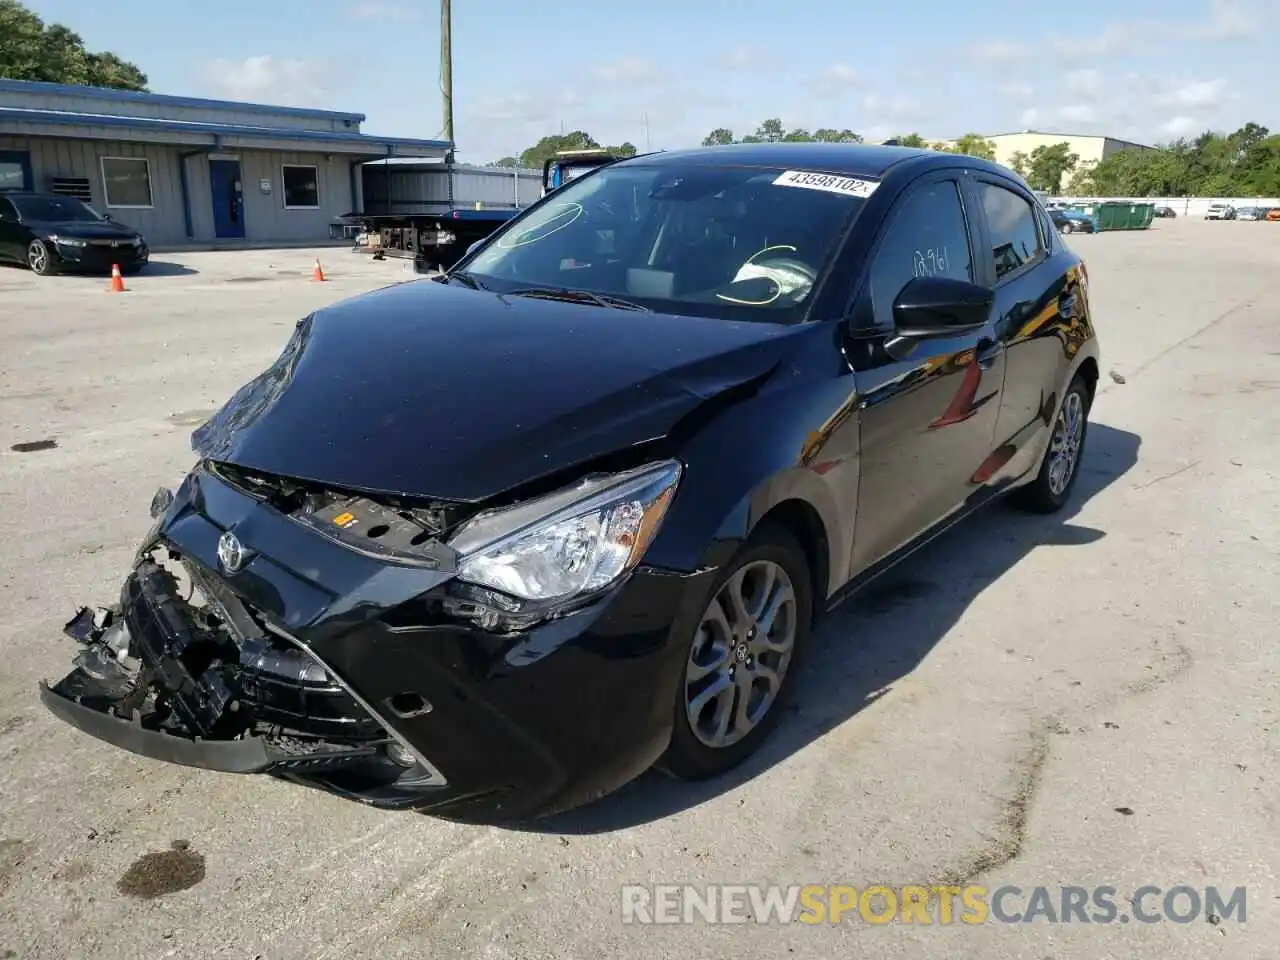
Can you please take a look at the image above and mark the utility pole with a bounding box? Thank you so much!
[440,0,454,149]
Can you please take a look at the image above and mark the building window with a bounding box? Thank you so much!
[0,150,30,192]
[100,156,153,208]
[282,165,320,209]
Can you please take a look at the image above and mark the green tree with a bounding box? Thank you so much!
[1084,124,1280,197]
[510,133,635,171]
[741,118,786,143]
[699,123,862,147]
[0,0,147,89]
[1027,142,1079,194]
[813,128,862,143]
[896,133,927,147]
[1008,151,1030,177]
[944,133,997,160]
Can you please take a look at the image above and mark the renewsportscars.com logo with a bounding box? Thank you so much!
[620,884,1247,926]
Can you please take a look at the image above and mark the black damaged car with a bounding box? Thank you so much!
[41,144,1100,824]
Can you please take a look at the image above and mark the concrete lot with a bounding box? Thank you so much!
[1,223,1277,959]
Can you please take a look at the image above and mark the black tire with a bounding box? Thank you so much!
[1058,220,1074,235]
[660,521,813,781]
[1013,373,1091,513]
[27,239,55,276]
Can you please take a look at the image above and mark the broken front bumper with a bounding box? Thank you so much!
[42,557,448,807]
[40,463,716,823]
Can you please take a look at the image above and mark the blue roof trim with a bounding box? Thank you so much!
[0,107,452,152]
[0,78,366,124]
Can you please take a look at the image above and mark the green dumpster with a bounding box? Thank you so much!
[1094,201,1155,231]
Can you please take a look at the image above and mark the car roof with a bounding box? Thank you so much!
[619,142,1014,181]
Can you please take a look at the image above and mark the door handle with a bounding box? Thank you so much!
[976,337,1004,369]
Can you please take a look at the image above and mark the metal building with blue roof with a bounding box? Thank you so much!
[0,78,452,247]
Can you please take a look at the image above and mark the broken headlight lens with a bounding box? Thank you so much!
[449,460,682,603]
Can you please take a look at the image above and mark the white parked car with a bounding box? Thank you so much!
[1204,203,1236,220]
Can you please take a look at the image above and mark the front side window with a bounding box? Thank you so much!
[460,162,871,323]
[11,195,105,222]
[979,182,1041,280]
[282,165,320,209]
[866,179,973,329]
[100,157,153,208]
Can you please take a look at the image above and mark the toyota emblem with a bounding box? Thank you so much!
[217,530,250,574]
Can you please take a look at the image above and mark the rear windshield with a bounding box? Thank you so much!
[460,162,872,323]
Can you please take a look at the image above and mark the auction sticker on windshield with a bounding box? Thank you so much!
[773,170,879,198]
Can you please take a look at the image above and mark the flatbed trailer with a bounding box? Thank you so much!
[339,207,521,273]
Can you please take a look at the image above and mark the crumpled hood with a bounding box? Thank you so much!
[192,280,805,502]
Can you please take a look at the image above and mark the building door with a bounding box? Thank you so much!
[0,150,33,192]
[209,159,246,239]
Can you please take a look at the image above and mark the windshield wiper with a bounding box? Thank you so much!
[443,271,488,291]
[506,286,651,312]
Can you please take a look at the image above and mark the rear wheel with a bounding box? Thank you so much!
[1013,374,1090,513]
[661,522,813,780]
[27,239,55,275]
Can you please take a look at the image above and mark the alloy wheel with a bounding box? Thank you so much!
[684,559,797,749]
[27,241,50,274]
[1047,390,1085,496]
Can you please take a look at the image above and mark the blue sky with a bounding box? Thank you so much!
[25,0,1277,163]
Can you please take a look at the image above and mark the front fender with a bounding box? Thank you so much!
[642,363,859,602]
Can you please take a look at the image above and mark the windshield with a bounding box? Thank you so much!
[12,196,105,222]
[460,162,871,323]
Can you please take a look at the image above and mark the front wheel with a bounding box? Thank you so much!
[27,239,55,275]
[1059,220,1075,235]
[660,522,813,781]
[1013,374,1090,513]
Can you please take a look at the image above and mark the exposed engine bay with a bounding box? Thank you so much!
[42,512,449,804]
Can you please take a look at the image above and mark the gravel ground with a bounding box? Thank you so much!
[0,223,1277,959]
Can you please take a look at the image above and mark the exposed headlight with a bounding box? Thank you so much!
[48,235,86,247]
[448,460,682,608]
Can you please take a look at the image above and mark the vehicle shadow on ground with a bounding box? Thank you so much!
[138,261,199,277]
[517,421,1142,834]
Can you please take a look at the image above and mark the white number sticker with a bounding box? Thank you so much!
[773,170,879,198]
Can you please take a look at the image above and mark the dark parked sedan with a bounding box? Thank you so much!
[0,192,149,275]
[41,144,1099,824]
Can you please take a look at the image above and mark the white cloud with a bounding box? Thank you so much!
[809,63,859,96]
[590,57,663,87]
[714,46,759,70]
[201,56,333,107]
[1062,69,1104,99]
[972,40,1029,64]
[1050,0,1261,54]
[349,1,423,20]
[1161,116,1201,136]
[998,82,1035,101]
[1152,78,1227,109]
[1178,0,1258,39]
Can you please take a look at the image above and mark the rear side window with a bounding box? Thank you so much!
[978,182,1042,281]
[866,179,973,329]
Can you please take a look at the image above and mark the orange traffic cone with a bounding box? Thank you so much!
[109,263,126,292]
[312,258,326,282]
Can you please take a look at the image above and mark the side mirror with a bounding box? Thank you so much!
[891,275,993,338]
